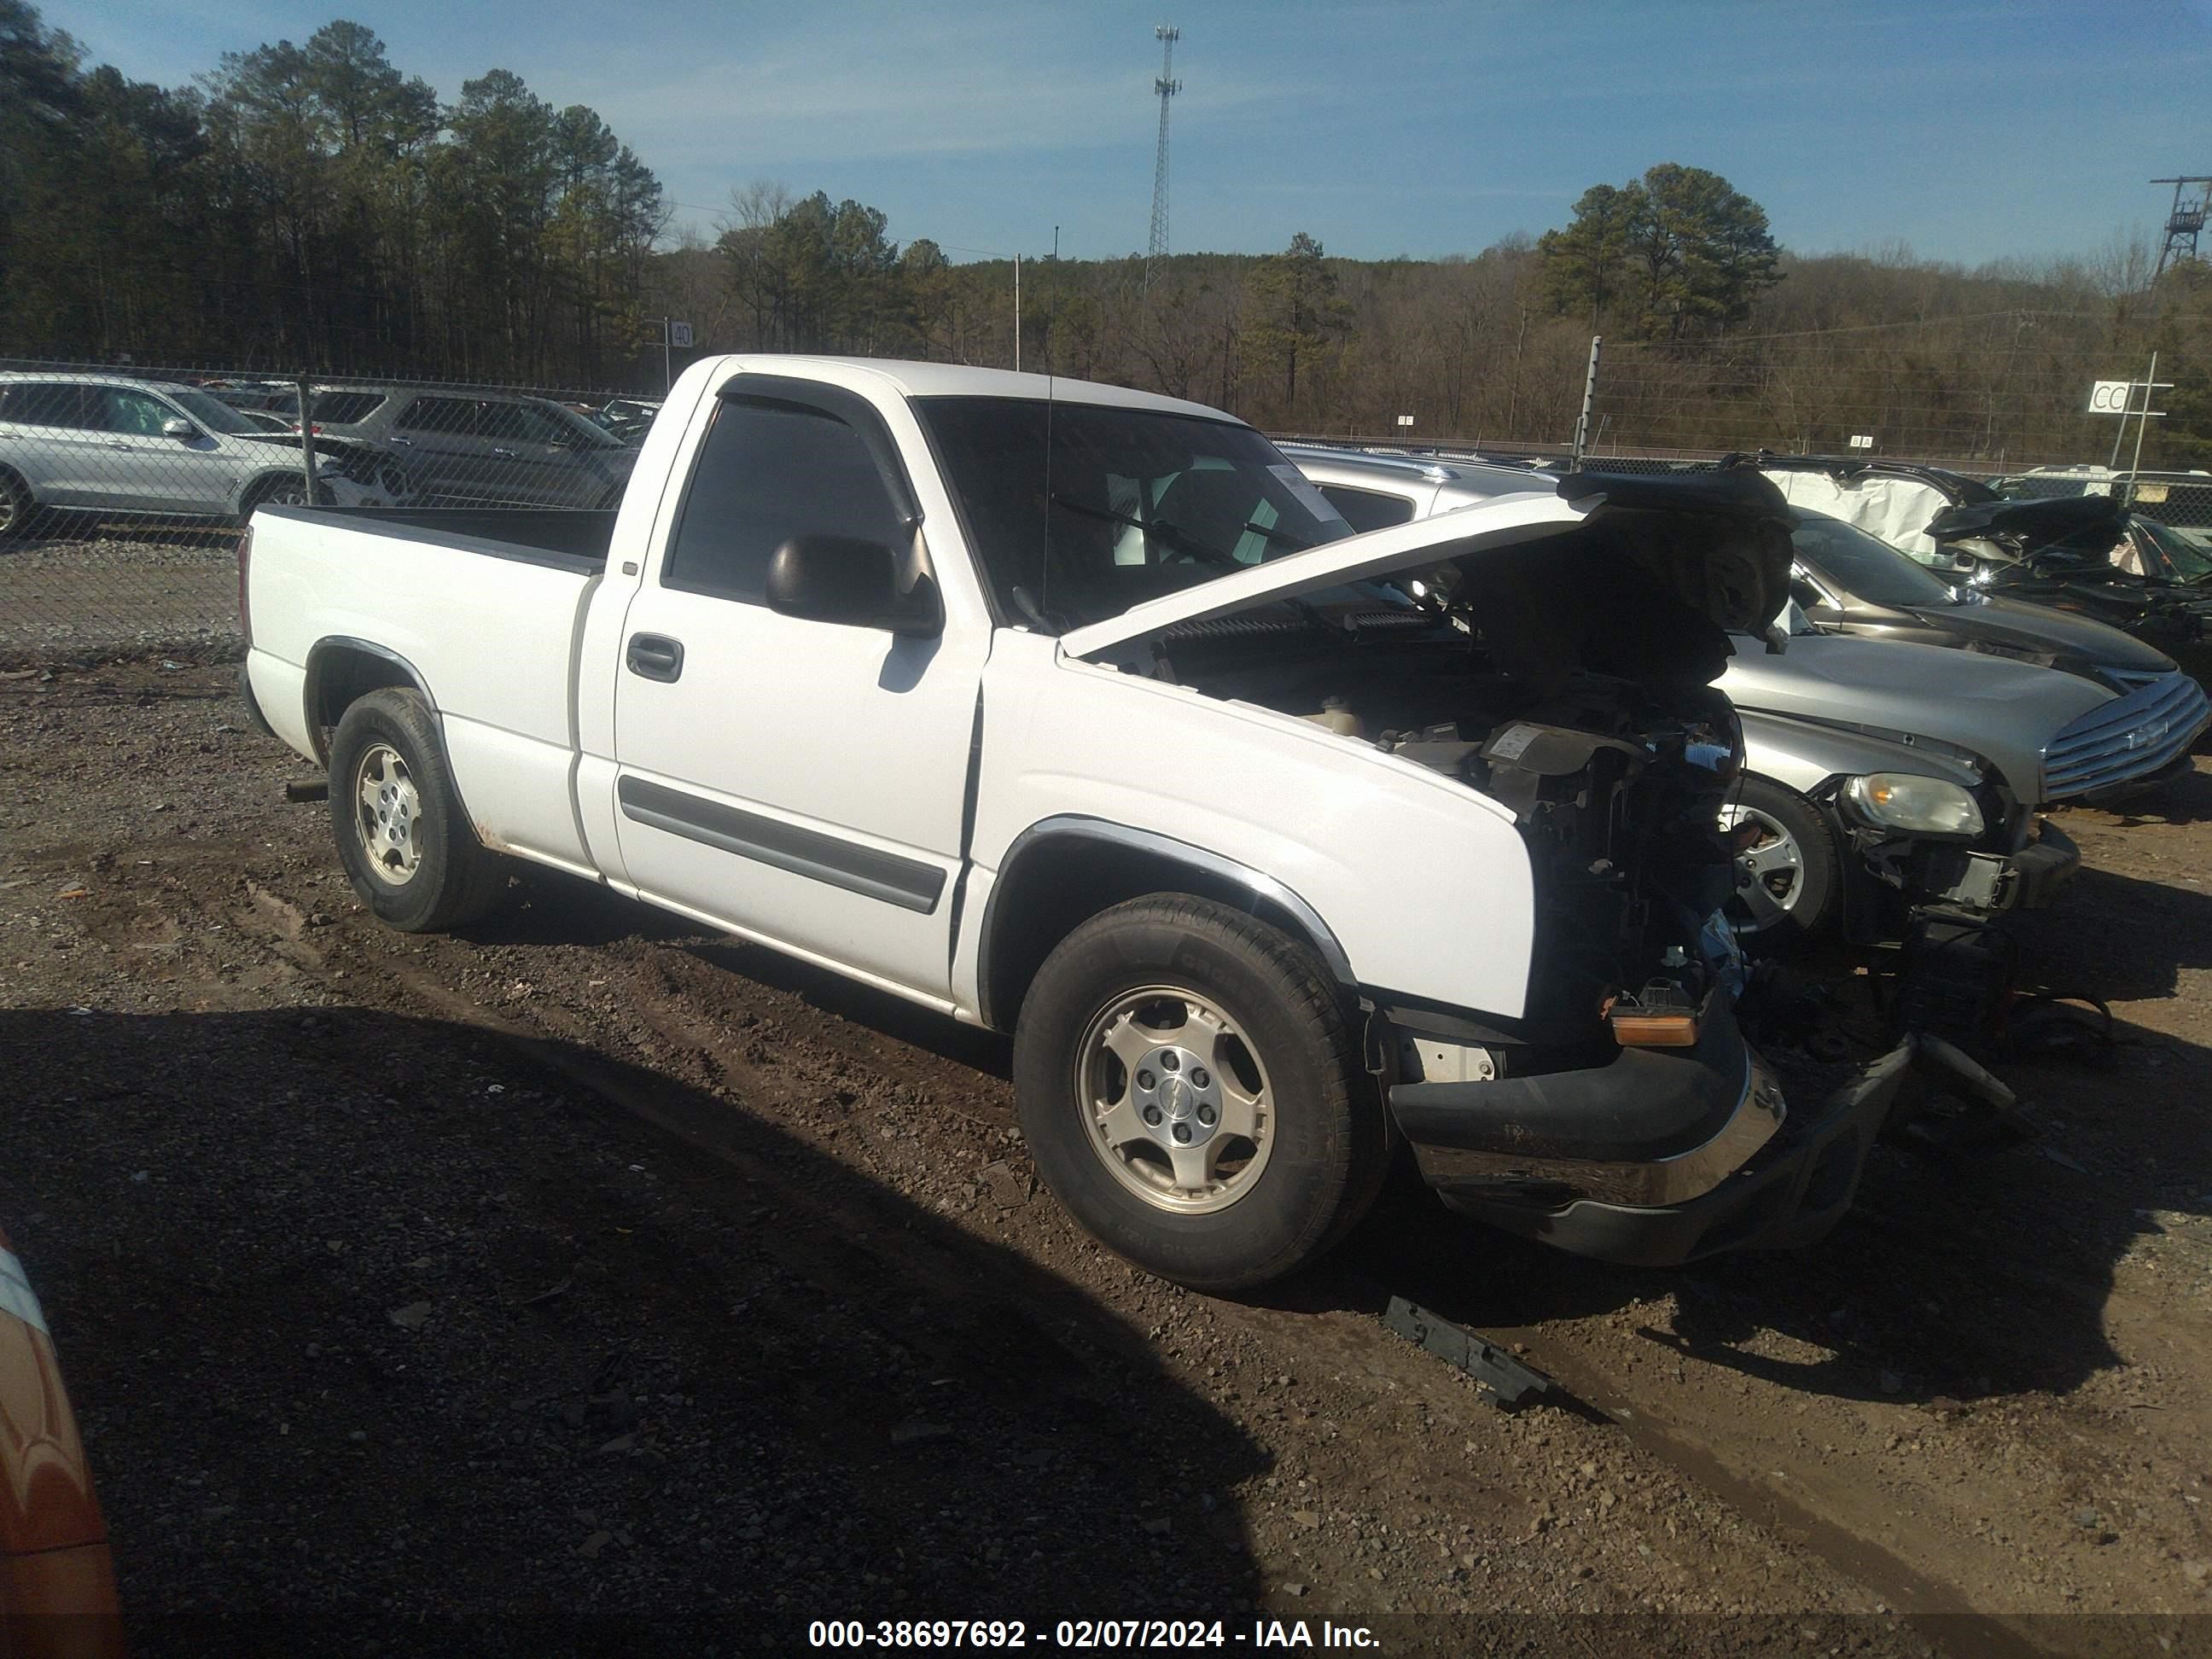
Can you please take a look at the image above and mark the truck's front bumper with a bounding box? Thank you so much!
[1387,1004,1916,1266]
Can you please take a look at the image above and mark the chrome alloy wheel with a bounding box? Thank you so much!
[1076,986,1275,1215]
[1720,801,1805,932]
[354,742,424,886]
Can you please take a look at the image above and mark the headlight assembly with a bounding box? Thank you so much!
[1842,773,1984,838]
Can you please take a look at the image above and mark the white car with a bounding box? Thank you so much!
[240,355,1919,1289]
[0,372,407,536]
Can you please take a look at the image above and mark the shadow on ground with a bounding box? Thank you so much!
[0,1006,1264,1655]
[441,856,2206,1421]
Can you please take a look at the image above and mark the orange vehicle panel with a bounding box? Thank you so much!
[0,1231,121,1650]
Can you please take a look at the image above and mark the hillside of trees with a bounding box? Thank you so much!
[5,2,2208,465]
[0,1,664,381]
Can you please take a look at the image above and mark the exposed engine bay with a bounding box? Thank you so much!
[1155,629,1750,1046]
[1085,475,1796,1051]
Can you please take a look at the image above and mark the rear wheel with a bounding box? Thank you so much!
[1012,895,1384,1291]
[329,689,509,932]
[1721,775,1841,944]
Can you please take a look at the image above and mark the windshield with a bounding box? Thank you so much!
[1790,510,1959,608]
[161,387,260,437]
[2134,516,2212,582]
[914,396,1358,632]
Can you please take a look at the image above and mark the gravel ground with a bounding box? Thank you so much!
[0,533,240,670]
[3,637,2209,1654]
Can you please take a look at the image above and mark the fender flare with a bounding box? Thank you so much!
[300,636,439,766]
[974,814,1356,1029]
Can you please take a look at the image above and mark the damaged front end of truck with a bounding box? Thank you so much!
[1063,469,1922,1265]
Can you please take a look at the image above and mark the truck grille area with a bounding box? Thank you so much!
[2042,670,2211,800]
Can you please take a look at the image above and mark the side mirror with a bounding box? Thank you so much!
[161,417,198,440]
[765,534,943,637]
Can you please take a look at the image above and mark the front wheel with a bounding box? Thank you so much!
[1012,895,1384,1292]
[328,689,509,932]
[1721,775,1842,945]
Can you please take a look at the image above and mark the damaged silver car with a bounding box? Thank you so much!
[1284,445,2209,946]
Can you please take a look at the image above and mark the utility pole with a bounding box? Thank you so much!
[1013,254,1022,373]
[1146,26,1181,288]
[2126,351,2165,505]
[2108,354,2173,472]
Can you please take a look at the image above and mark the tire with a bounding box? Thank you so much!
[1012,894,1384,1292]
[328,689,509,932]
[0,469,33,541]
[1721,775,1841,945]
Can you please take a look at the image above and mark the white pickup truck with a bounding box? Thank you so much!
[241,355,1912,1289]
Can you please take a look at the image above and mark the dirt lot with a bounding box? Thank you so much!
[1,553,2209,1654]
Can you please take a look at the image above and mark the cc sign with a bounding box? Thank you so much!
[2088,380,2134,414]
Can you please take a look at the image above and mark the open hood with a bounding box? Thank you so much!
[1927,493,2126,553]
[1060,469,1794,660]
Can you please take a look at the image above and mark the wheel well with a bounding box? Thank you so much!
[978,830,1352,1031]
[238,470,294,511]
[303,640,433,766]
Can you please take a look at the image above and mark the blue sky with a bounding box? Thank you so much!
[36,0,2212,266]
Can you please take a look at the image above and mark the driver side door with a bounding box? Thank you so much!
[611,387,988,1004]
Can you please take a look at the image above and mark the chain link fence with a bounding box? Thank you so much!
[0,357,662,666]
[9,343,2210,668]
[0,358,659,546]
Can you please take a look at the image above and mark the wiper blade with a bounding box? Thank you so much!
[1045,492,1343,637]
[1243,518,1313,553]
[1049,493,1241,568]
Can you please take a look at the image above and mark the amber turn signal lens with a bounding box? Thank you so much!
[1610,1011,1702,1048]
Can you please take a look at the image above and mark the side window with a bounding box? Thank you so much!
[475,401,531,441]
[1319,484,1417,533]
[0,383,89,428]
[397,397,477,434]
[311,392,386,425]
[508,405,572,445]
[95,389,175,437]
[662,399,906,604]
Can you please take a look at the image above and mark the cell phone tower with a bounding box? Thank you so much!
[1147,26,1181,278]
[2152,176,2212,281]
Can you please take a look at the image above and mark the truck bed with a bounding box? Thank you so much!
[294,507,620,572]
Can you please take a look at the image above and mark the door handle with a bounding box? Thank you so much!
[626,632,684,682]
[492,446,518,459]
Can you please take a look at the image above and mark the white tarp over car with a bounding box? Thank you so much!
[1760,469,1953,562]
